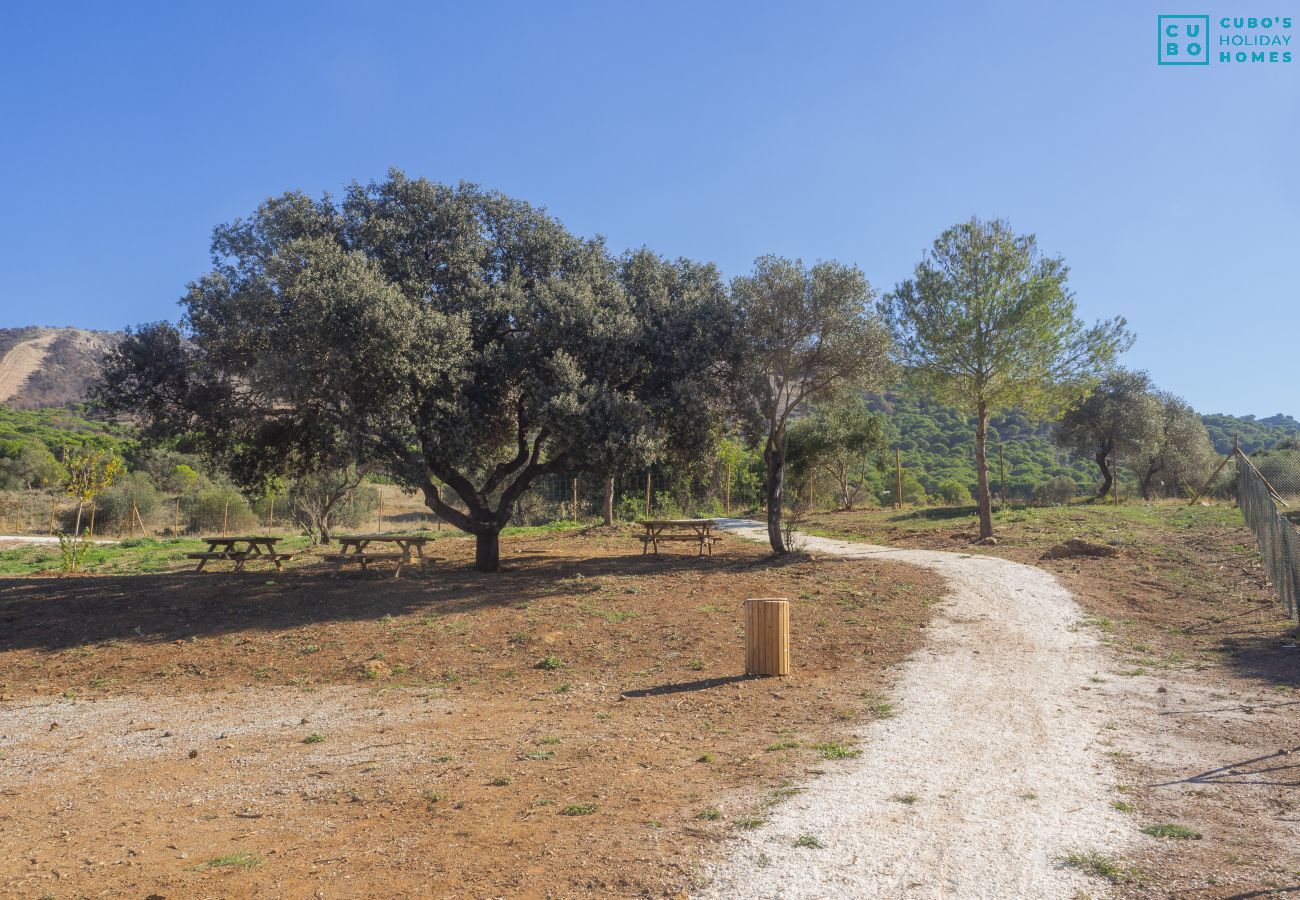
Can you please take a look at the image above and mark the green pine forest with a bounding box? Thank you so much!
[4,391,1297,507]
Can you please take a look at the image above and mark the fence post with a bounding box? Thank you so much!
[222,498,229,536]
[175,497,181,532]
[645,472,651,517]
[999,445,1006,511]
[572,478,578,522]
[895,448,902,509]
[725,459,732,515]
[268,497,274,529]
[49,498,56,534]
[88,503,95,539]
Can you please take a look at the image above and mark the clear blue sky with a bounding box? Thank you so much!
[1,1,1295,416]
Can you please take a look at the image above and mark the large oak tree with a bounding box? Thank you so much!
[98,172,738,570]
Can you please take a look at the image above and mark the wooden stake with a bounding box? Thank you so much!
[175,497,181,532]
[222,498,229,536]
[895,448,903,509]
[88,503,95,539]
[999,445,1006,511]
[268,497,274,529]
[725,458,732,514]
[49,498,57,534]
[744,598,791,676]
[645,472,652,517]
[572,478,578,521]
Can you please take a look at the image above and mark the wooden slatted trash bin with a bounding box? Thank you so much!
[744,598,790,676]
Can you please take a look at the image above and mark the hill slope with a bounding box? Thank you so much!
[0,327,121,408]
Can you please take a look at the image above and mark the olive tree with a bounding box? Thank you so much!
[786,395,887,511]
[884,218,1131,540]
[734,256,894,553]
[1135,392,1218,499]
[98,172,737,571]
[1054,369,1162,498]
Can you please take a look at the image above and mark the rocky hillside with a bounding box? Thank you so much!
[0,327,121,408]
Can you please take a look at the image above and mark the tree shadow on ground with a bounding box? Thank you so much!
[0,548,793,655]
[1151,746,1300,789]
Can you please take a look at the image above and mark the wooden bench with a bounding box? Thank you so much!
[327,534,432,578]
[189,537,295,572]
[638,519,720,556]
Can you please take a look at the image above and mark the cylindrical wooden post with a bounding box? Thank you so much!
[645,472,652,517]
[222,498,229,535]
[744,598,791,677]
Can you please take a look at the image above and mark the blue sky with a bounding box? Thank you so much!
[1,1,1295,416]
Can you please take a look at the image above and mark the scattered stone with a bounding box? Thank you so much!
[188,749,199,759]
[1157,686,1167,693]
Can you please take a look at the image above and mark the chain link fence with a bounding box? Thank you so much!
[1236,449,1300,623]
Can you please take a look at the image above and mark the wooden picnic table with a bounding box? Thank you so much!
[638,519,721,556]
[323,533,433,578]
[188,536,296,572]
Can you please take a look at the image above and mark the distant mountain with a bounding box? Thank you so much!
[0,327,121,408]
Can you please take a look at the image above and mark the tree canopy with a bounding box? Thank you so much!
[98,171,740,570]
[883,217,1131,538]
[733,255,894,552]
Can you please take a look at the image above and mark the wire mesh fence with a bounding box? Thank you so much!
[1236,450,1300,623]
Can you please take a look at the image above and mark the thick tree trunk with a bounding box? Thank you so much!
[475,529,501,572]
[765,443,787,554]
[318,516,332,545]
[975,404,993,540]
[602,476,615,526]
[1094,451,1113,499]
[1139,461,1159,500]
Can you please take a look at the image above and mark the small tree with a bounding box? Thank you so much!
[734,256,894,553]
[286,466,369,544]
[1135,392,1217,499]
[1034,475,1076,506]
[787,396,886,511]
[59,448,121,571]
[883,218,1131,540]
[1054,369,1162,498]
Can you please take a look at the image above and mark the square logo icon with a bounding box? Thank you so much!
[1159,15,1211,65]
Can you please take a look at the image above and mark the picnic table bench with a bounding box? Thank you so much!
[323,534,433,578]
[188,536,297,572]
[638,519,721,556]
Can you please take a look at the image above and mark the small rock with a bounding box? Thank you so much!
[1156,686,1167,693]
[0,693,15,702]
[188,749,199,759]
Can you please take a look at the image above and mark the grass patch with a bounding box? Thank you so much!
[196,850,264,870]
[1059,850,1136,883]
[696,808,722,821]
[891,793,919,805]
[560,803,597,816]
[793,834,825,849]
[811,741,862,760]
[302,732,325,744]
[536,654,566,671]
[1141,822,1201,840]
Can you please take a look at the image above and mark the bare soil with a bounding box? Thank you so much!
[0,528,943,898]
[805,504,1300,898]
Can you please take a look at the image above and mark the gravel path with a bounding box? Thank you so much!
[704,519,1128,899]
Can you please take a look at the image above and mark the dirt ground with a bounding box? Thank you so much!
[0,527,943,898]
[804,504,1300,898]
